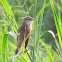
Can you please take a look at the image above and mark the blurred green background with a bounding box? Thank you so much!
[0,0,62,62]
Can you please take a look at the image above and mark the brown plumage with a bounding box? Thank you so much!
[15,16,34,54]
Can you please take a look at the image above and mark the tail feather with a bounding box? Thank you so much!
[15,48,18,54]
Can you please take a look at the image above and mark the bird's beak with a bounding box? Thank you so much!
[33,18,38,21]
[36,19,38,20]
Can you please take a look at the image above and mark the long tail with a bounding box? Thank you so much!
[15,48,18,54]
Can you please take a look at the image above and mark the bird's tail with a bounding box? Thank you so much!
[15,48,18,54]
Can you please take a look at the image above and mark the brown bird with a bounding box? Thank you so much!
[15,16,34,54]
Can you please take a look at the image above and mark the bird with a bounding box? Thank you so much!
[15,16,34,54]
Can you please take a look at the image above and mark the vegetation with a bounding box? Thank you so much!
[0,0,62,62]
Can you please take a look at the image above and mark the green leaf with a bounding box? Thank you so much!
[22,57,27,62]
[36,0,46,47]
[40,30,61,54]
[50,0,62,49]
[1,0,17,33]
[2,34,8,62]
[16,57,22,61]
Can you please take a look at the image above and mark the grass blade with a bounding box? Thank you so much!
[2,34,8,62]
[1,0,18,33]
[50,0,62,49]
[40,30,61,54]
[36,0,46,47]
[32,0,37,61]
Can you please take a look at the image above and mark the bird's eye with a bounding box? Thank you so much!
[28,19,31,20]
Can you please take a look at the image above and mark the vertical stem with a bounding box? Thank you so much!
[33,0,37,62]
[36,0,46,61]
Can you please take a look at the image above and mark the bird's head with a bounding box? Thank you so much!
[23,16,34,26]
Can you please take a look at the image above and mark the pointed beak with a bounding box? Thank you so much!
[33,18,38,21]
[36,19,38,20]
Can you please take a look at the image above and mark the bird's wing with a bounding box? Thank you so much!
[25,37,30,49]
[17,29,24,48]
